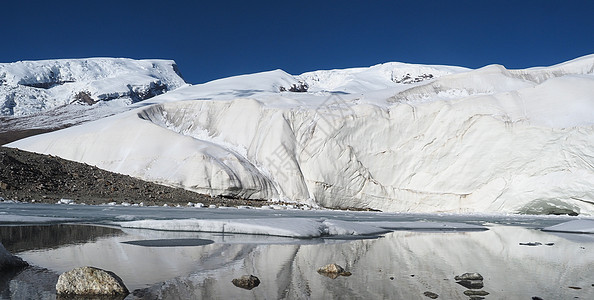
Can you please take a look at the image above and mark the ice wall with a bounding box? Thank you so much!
[8,55,594,214]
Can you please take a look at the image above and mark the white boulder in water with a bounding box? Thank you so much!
[55,266,129,296]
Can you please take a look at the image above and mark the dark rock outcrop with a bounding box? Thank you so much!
[0,242,28,270]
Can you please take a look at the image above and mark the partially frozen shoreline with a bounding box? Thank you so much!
[2,214,592,299]
[2,201,592,239]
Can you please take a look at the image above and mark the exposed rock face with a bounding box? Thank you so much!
[280,80,309,92]
[317,263,352,279]
[55,266,129,296]
[0,242,28,270]
[423,291,439,299]
[393,73,434,84]
[6,266,59,300]
[231,275,260,290]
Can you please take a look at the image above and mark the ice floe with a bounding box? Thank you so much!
[542,219,594,234]
[116,218,488,238]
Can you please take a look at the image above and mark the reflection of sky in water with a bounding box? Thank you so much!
[4,224,592,299]
[1,203,592,299]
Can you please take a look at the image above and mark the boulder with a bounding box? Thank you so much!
[463,290,490,296]
[423,291,439,298]
[318,263,345,274]
[317,263,352,279]
[0,242,28,270]
[55,266,129,296]
[231,275,260,290]
[454,272,483,281]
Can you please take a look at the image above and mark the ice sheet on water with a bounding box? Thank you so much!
[117,218,488,238]
[117,218,327,238]
[321,219,390,235]
[542,219,594,234]
[359,221,488,231]
[117,218,397,238]
[0,215,74,224]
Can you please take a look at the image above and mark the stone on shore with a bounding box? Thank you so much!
[55,266,129,296]
[232,275,261,290]
[423,291,439,298]
[463,290,490,296]
[317,263,352,279]
[318,263,345,274]
[454,272,483,281]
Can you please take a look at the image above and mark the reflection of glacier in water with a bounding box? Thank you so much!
[0,203,593,299]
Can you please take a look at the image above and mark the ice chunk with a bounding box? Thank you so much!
[322,219,389,235]
[117,218,405,238]
[542,219,594,234]
[117,218,327,238]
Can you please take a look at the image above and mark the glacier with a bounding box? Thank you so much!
[6,55,594,215]
[0,58,186,116]
[0,58,187,143]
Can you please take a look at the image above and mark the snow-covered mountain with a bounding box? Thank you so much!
[298,62,468,93]
[0,58,186,116]
[7,55,594,215]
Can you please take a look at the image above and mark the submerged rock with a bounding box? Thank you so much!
[231,275,260,290]
[55,266,129,296]
[317,263,352,279]
[454,272,483,281]
[519,242,542,246]
[456,279,484,289]
[463,290,490,296]
[423,291,439,298]
[0,242,28,270]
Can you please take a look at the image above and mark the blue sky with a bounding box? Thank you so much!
[1,0,593,84]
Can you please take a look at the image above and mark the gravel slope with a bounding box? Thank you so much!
[0,146,266,207]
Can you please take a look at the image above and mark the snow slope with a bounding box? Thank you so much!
[8,55,594,215]
[0,58,186,117]
[299,62,468,93]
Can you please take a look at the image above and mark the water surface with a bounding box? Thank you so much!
[1,203,592,299]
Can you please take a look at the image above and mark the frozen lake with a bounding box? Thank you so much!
[1,203,593,299]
